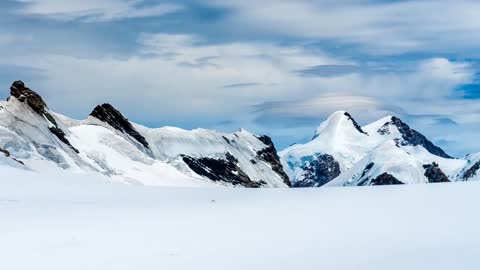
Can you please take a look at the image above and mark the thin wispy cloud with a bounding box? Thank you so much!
[297,65,360,77]
[13,0,183,22]
[222,83,260,89]
[204,0,480,55]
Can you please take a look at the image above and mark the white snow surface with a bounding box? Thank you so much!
[0,97,287,187]
[1,166,480,270]
[281,111,472,186]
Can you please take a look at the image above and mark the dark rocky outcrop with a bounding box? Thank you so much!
[344,112,368,135]
[294,154,341,187]
[256,135,291,186]
[90,104,149,149]
[222,136,231,144]
[10,80,48,115]
[0,147,24,165]
[49,126,79,153]
[378,116,453,159]
[423,162,450,183]
[462,161,480,181]
[370,173,404,186]
[182,152,265,188]
[361,163,375,178]
[9,81,79,154]
[356,162,375,186]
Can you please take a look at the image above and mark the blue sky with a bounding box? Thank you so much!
[0,0,479,157]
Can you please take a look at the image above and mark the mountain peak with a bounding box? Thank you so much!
[9,80,48,115]
[7,81,79,153]
[313,111,367,140]
[343,112,368,135]
[90,103,150,149]
[375,115,453,159]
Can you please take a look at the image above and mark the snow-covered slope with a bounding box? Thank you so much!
[0,81,290,188]
[455,153,480,182]
[280,111,376,187]
[281,111,470,187]
[1,80,477,188]
[3,166,480,270]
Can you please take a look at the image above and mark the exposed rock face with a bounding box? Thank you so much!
[90,104,149,149]
[182,152,266,188]
[256,135,291,186]
[49,126,79,153]
[423,162,450,183]
[294,154,341,187]
[344,112,368,135]
[10,80,48,115]
[356,162,375,186]
[378,116,453,159]
[361,163,375,178]
[0,147,24,165]
[9,81,79,154]
[370,173,404,186]
[462,161,480,181]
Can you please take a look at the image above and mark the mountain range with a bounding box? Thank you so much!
[1,81,479,187]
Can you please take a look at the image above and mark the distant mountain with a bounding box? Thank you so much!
[1,81,479,188]
[0,81,290,188]
[280,111,476,187]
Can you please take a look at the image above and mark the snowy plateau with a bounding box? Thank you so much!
[1,81,480,269]
[2,167,480,270]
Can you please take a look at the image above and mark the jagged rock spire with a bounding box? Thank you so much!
[9,81,79,153]
[379,116,453,159]
[256,135,291,186]
[90,103,149,149]
[343,112,368,135]
[10,80,48,115]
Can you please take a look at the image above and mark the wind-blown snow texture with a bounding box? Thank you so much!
[1,166,480,270]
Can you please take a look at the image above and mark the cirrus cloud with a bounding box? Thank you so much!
[13,0,183,22]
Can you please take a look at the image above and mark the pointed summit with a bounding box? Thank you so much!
[371,115,453,159]
[9,80,48,115]
[7,81,79,153]
[90,103,149,149]
[313,111,367,140]
[343,112,368,135]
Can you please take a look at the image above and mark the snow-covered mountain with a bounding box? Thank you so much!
[0,81,290,188]
[280,111,478,187]
[2,80,479,188]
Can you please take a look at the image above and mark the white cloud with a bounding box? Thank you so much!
[204,0,480,54]
[252,57,476,125]
[1,32,478,155]
[1,33,346,117]
[14,0,183,22]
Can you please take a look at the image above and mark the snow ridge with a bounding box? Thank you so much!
[0,81,289,188]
